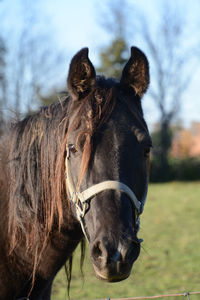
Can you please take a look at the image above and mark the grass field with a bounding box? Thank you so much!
[52,182,200,300]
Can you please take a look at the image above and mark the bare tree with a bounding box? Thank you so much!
[139,3,197,180]
[97,0,198,180]
[12,28,63,118]
[97,0,131,79]
[98,0,131,39]
[2,0,64,120]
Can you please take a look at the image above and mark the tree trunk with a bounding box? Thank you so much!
[158,119,172,181]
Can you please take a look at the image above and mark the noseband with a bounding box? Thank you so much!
[65,144,146,241]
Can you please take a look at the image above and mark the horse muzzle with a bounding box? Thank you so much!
[90,237,141,282]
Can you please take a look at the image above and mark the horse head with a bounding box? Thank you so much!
[65,47,151,282]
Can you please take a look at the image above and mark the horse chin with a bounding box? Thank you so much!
[92,263,131,283]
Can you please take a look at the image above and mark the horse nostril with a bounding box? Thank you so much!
[111,250,122,263]
[126,242,140,263]
[92,241,103,260]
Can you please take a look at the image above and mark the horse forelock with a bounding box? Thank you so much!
[67,77,116,187]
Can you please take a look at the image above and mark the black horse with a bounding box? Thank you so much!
[0,46,151,300]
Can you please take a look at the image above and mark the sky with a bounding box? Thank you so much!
[1,0,200,129]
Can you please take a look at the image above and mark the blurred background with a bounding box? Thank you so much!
[0,0,200,299]
[0,0,200,181]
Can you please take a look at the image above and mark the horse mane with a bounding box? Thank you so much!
[4,76,116,284]
[7,100,69,254]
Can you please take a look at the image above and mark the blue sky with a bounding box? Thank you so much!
[1,0,200,128]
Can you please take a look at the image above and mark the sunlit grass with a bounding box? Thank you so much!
[52,182,200,300]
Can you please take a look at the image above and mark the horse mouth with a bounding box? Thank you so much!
[92,262,131,282]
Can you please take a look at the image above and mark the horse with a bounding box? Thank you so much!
[0,46,151,300]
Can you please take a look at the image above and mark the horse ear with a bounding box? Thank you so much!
[120,47,149,98]
[67,48,96,100]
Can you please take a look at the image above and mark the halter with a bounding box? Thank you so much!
[65,144,146,241]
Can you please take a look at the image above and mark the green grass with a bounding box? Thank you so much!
[52,182,200,300]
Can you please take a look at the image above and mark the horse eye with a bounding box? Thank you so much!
[69,144,77,154]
